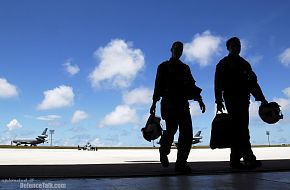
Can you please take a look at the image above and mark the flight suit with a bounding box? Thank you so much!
[215,54,266,164]
[153,58,202,165]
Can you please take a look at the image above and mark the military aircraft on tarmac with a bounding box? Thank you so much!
[172,131,202,148]
[11,128,48,146]
[156,131,202,148]
[78,142,97,151]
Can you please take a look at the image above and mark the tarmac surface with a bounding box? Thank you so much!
[0,147,290,189]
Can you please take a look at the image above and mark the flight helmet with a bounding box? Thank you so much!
[259,102,283,124]
[141,115,162,142]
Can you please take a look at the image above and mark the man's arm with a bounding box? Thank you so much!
[248,68,268,104]
[185,65,206,113]
[214,62,225,112]
[150,65,162,115]
[183,65,201,100]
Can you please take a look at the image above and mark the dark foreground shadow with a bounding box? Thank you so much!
[1,159,290,178]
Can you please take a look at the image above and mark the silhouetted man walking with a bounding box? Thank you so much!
[150,41,205,173]
[214,37,268,169]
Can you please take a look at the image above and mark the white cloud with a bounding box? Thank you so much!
[282,87,290,98]
[189,101,202,117]
[7,119,22,131]
[99,87,151,128]
[249,87,290,119]
[35,114,64,127]
[89,39,145,89]
[123,87,152,105]
[99,105,138,127]
[279,48,290,66]
[71,110,88,124]
[37,85,74,110]
[274,97,290,112]
[0,78,18,98]
[183,31,222,67]
[249,100,260,118]
[239,39,249,56]
[0,134,12,144]
[91,138,105,146]
[37,115,62,121]
[63,59,80,76]
[247,55,263,65]
[272,87,290,113]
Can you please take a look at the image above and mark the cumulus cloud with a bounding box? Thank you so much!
[99,105,138,127]
[37,85,74,110]
[91,138,105,146]
[7,119,22,131]
[189,101,202,117]
[283,87,290,98]
[249,100,260,118]
[98,87,152,128]
[123,87,152,105]
[183,31,222,67]
[239,39,249,56]
[71,110,88,124]
[247,55,263,65]
[63,59,80,76]
[89,39,145,89]
[36,115,64,126]
[37,115,62,121]
[0,132,14,144]
[279,48,290,66]
[0,78,18,98]
[250,87,290,119]
[273,87,290,112]
[274,97,290,112]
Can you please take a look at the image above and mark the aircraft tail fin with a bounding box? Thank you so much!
[194,131,201,137]
[41,128,48,135]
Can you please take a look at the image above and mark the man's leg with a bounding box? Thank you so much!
[159,119,178,167]
[228,101,260,169]
[225,99,247,169]
[175,109,193,173]
[239,106,261,168]
[230,147,244,169]
[230,112,245,168]
[239,107,255,160]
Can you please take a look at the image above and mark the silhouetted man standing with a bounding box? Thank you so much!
[150,41,205,173]
[215,37,268,169]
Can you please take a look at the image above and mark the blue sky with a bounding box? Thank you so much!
[0,0,289,146]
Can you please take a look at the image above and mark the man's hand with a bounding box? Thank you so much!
[150,103,156,115]
[261,99,268,106]
[216,102,225,113]
[198,100,206,113]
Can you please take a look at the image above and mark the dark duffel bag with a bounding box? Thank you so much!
[210,113,232,149]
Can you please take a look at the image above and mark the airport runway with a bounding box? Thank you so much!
[0,147,290,189]
[0,147,289,178]
[0,147,289,165]
[0,147,290,165]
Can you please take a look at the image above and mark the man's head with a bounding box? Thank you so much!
[226,37,241,55]
[171,41,183,59]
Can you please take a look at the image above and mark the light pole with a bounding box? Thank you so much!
[266,131,270,147]
[49,130,55,146]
